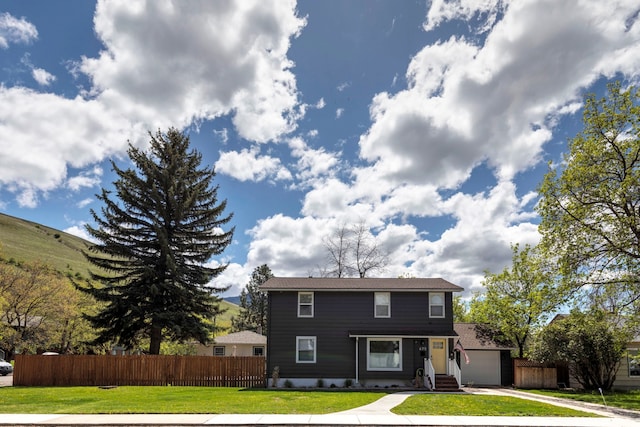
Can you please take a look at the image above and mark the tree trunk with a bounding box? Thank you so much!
[149,324,162,354]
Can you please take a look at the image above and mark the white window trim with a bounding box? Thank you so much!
[366,338,402,371]
[253,346,265,357]
[429,292,445,318]
[298,292,314,317]
[296,336,317,363]
[374,292,391,318]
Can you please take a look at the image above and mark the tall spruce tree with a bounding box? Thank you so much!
[231,264,272,335]
[79,128,234,354]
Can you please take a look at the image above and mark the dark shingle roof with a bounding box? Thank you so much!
[261,277,463,292]
[454,323,514,350]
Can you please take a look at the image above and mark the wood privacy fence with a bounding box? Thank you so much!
[14,354,266,387]
[513,358,557,389]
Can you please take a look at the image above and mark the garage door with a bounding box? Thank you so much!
[460,351,501,386]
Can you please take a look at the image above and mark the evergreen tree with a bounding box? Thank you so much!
[78,128,234,354]
[231,264,272,335]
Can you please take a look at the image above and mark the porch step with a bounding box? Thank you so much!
[434,374,461,392]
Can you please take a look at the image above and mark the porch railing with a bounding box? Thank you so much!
[424,358,435,390]
[449,358,461,387]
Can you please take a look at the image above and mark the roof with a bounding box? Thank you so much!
[261,277,463,292]
[454,323,515,351]
[214,331,266,345]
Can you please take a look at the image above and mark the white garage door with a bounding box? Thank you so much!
[460,351,501,386]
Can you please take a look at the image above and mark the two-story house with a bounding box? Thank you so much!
[261,277,463,389]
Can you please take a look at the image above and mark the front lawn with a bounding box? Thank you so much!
[0,387,388,414]
[392,394,599,417]
[526,389,640,411]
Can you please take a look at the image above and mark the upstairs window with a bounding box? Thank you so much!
[374,292,391,318]
[298,292,314,317]
[429,292,445,318]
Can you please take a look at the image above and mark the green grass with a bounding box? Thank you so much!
[392,394,599,417]
[526,389,640,411]
[0,387,389,414]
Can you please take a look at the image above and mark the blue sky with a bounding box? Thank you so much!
[1,1,639,297]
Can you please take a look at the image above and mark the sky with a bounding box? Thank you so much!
[1,0,639,298]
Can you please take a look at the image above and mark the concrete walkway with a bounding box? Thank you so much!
[2,388,640,426]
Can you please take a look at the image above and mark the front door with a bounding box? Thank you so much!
[430,338,447,374]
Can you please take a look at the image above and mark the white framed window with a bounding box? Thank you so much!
[374,292,391,318]
[253,346,265,357]
[367,338,402,371]
[213,346,225,356]
[429,292,445,318]
[298,292,314,317]
[296,336,316,363]
[629,349,639,377]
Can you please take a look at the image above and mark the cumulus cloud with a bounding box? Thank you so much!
[215,147,292,182]
[82,0,306,142]
[1,1,306,207]
[241,0,640,292]
[0,12,38,48]
[32,68,56,86]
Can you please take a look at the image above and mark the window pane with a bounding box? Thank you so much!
[630,350,639,376]
[375,305,389,317]
[368,340,400,369]
[299,305,312,316]
[299,293,312,303]
[375,293,389,305]
[431,306,444,317]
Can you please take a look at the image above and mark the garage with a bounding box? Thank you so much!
[461,350,501,386]
[454,323,514,387]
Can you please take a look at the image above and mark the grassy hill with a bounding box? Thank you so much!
[0,212,239,332]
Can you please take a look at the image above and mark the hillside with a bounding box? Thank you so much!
[0,212,240,332]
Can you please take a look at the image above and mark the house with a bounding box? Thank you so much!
[195,331,266,357]
[453,323,514,386]
[261,277,463,388]
[616,334,640,390]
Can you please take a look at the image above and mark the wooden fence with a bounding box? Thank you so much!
[13,354,266,387]
[513,358,557,389]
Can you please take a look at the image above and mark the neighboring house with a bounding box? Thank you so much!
[616,334,640,390]
[454,323,514,386]
[261,277,463,388]
[196,331,266,357]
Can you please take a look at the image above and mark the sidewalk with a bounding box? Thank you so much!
[2,388,640,426]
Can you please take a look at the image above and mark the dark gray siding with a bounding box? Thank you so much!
[267,290,455,381]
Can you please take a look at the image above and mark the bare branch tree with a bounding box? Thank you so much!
[322,221,388,278]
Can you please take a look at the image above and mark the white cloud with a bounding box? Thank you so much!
[32,68,56,86]
[67,166,103,191]
[76,198,94,209]
[336,108,344,118]
[215,146,292,182]
[1,1,306,207]
[82,0,306,143]
[208,262,252,297]
[64,224,97,243]
[0,12,38,49]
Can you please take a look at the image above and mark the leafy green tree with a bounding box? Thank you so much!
[537,82,640,312]
[468,244,560,358]
[530,309,631,391]
[79,128,234,354]
[452,295,471,323]
[231,264,272,335]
